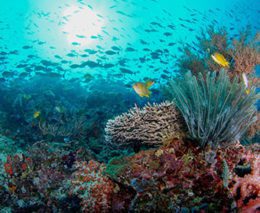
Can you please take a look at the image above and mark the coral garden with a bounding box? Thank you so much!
[0,26,259,212]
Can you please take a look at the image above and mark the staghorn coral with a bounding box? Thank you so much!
[165,70,259,147]
[105,101,186,149]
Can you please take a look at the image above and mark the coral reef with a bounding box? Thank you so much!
[105,101,186,150]
[228,29,260,77]
[0,116,259,212]
[0,141,93,211]
[164,70,258,147]
[105,139,260,212]
[178,26,260,82]
[0,76,143,161]
[230,148,260,211]
[70,160,135,213]
[71,160,115,212]
[246,112,260,140]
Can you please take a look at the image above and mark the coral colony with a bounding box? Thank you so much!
[0,16,259,213]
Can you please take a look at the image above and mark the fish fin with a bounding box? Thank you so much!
[147,91,152,98]
[145,80,154,88]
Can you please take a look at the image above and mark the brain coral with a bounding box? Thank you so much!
[105,101,185,148]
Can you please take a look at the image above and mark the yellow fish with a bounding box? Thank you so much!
[33,111,41,119]
[133,80,154,98]
[211,52,230,68]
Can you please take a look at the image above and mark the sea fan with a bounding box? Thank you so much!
[165,70,259,147]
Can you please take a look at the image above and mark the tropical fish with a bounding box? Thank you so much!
[133,80,154,98]
[55,106,65,113]
[23,94,31,100]
[83,73,94,82]
[211,52,230,68]
[33,111,41,119]
[242,73,250,94]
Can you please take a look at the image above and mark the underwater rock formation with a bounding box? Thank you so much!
[105,101,185,149]
[105,139,260,212]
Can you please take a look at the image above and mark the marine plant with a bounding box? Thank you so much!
[165,70,258,147]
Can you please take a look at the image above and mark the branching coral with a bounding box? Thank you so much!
[199,25,229,54]
[105,101,186,149]
[228,33,260,78]
[178,26,260,82]
[164,70,258,147]
[39,114,87,140]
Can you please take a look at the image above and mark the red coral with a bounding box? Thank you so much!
[4,162,13,176]
[4,154,30,177]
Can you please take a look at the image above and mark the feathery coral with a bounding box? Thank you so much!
[165,70,258,147]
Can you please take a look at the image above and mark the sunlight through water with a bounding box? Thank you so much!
[62,5,105,46]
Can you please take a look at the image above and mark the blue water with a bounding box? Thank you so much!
[0,0,259,83]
